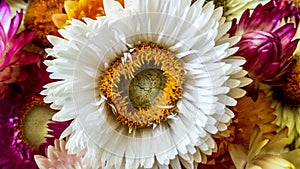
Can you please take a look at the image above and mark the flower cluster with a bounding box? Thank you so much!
[1,0,300,169]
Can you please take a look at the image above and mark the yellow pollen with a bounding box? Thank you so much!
[100,42,184,129]
[17,95,55,150]
[24,0,65,47]
[282,60,300,107]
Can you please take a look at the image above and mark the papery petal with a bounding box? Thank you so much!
[0,0,12,35]
[7,10,23,41]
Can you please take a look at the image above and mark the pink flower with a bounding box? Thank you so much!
[0,0,41,100]
[34,139,85,169]
[264,0,300,25]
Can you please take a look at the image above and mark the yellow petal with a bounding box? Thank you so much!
[64,1,79,19]
[280,149,300,168]
[253,155,296,169]
[52,14,68,28]
[228,144,248,169]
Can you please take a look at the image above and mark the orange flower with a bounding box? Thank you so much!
[24,0,65,47]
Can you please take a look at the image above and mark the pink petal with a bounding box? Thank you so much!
[275,23,296,52]
[0,0,11,35]
[7,11,23,41]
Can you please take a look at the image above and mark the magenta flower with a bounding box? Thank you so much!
[264,0,300,25]
[0,0,40,100]
[228,0,299,98]
[234,24,297,82]
[0,96,71,169]
[0,62,69,168]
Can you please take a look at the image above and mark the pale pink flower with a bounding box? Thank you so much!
[34,139,84,169]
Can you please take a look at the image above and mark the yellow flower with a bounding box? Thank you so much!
[52,0,124,28]
[229,126,300,169]
[199,91,278,168]
[233,91,278,147]
[251,155,296,169]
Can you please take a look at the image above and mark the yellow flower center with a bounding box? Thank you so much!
[100,42,184,130]
[17,95,55,150]
[24,0,65,47]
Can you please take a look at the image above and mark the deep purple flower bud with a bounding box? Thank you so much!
[236,24,298,83]
[229,0,300,99]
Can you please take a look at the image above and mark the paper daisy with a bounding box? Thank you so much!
[0,98,38,168]
[231,0,300,148]
[233,91,278,147]
[0,62,69,168]
[206,0,269,21]
[0,96,71,168]
[24,0,65,47]
[228,0,299,99]
[0,0,41,100]
[34,139,84,169]
[0,95,50,168]
[229,126,300,169]
[43,0,251,168]
[52,0,124,28]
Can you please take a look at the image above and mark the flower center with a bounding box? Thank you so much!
[129,68,166,109]
[100,42,184,130]
[17,95,55,149]
[272,60,300,107]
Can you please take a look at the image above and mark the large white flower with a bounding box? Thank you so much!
[43,0,251,168]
